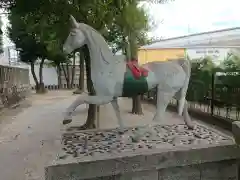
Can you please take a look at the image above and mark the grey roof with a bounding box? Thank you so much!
[141,27,240,49]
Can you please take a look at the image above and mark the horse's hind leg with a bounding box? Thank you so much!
[182,100,195,129]
[174,90,194,129]
[130,88,175,142]
[153,88,175,123]
[174,89,185,116]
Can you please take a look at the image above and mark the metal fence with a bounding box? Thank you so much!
[31,84,80,91]
[0,65,30,108]
[143,71,240,126]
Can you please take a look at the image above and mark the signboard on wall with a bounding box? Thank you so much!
[186,48,230,65]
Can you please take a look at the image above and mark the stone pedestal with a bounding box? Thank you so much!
[45,123,240,180]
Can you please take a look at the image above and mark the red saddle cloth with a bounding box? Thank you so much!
[126,59,148,79]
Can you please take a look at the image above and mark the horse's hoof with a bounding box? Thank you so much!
[131,135,141,143]
[63,119,72,125]
[118,130,125,135]
[187,123,195,130]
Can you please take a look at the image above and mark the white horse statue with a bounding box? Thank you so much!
[62,15,194,133]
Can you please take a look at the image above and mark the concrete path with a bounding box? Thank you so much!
[0,91,188,180]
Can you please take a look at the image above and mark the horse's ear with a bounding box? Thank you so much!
[70,15,79,28]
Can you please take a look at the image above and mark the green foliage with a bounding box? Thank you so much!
[8,9,46,63]
[4,0,156,64]
[106,0,154,55]
[221,52,240,71]
[187,56,216,102]
[0,0,14,9]
[6,0,69,65]
[119,1,149,32]
[187,53,240,104]
[216,52,240,89]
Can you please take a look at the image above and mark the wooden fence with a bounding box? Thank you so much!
[0,65,30,109]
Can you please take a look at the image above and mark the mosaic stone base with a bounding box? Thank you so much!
[46,123,240,180]
[60,124,231,159]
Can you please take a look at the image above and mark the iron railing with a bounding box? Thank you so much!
[143,71,240,123]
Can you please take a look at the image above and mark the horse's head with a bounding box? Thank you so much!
[63,15,86,54]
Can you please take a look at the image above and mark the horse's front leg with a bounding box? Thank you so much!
[111,98,125,133]
[63,95,113,125]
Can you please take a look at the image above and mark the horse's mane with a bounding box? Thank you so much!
[78,23,115,65]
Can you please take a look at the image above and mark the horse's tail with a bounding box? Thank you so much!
[176,58,191,115]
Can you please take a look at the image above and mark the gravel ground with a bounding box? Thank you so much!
[0,91,206,180]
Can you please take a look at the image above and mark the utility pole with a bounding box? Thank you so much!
[187,24,191,45]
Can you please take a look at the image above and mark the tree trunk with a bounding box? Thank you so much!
[132,95,143,114]
[61,63,70,89]
[122,35,128,58]
[82,45,97,129]
[56,64,62,89]
[79,51,85,91]
[129,31,143,115]
[37,58,45,93]
[73,50,85,94]
[66,63,70,89]
[71,52,76,88]
[126,37,131,60]
[30,61,39,92]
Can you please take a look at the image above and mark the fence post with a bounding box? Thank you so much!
[211,72,215,116]
[0,65,3,89]
[155,87,158,105]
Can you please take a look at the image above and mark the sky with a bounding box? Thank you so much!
[1,0,240,47]
[144,0,240,38]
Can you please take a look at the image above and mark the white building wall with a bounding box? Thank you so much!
[29,65,58,86]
